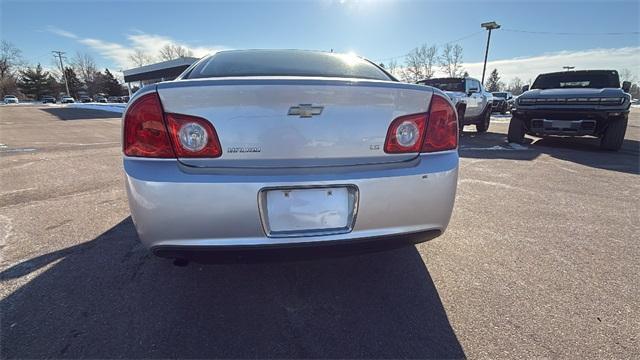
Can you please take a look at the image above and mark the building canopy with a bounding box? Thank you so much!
[123,57,198,83]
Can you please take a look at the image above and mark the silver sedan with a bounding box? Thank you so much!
[123,49,459,259]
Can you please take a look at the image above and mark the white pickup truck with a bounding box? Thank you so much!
[418,77,493,132]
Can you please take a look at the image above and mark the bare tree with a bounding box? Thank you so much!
[619,69,640,98]
[619,68,637,83]
[401,44,438,82]
[385,59,400,79]
[507,77,524,95]
[439,44,464,78]
[0,40,24,79]
[70,52,97,83]
[129,49,154,67]
[0,40,25,97]
[69,52,105,95]
[158,44,193,61]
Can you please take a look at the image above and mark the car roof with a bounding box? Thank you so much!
[421,77,462,81]
[419,77,479,82]
[537,70,618,77]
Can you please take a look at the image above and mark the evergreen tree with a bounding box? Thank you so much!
[485,68,502,92]
[103,68,122,95]
[18,64,57,99]
[64,67,83,98]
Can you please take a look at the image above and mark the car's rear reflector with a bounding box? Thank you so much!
[384,113,428,153]
[123,92,175,158]
[165,113,222,158]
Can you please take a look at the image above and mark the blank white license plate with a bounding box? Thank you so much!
[265,187,350,233]
[551,120,573,129]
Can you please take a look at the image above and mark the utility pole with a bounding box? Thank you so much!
[481,21,501,85]
[52,50,70,96]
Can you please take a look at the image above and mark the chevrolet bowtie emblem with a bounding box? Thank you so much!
[288,104,324,118]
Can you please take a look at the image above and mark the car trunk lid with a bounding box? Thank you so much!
[157,77,433,168]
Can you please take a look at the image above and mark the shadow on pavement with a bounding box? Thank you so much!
[1,217,464,359]
[39,107,121,120]
[459,130,640,175]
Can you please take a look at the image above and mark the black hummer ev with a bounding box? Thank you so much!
[508,70,631,151]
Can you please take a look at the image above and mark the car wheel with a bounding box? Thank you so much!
[600,116,628,151]
[508,116,526,143]
[476,108,491,133]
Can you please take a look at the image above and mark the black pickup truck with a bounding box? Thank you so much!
[508,70,631,151]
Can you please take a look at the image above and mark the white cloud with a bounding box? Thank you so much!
[77,38,133,69]
[46,26,78,39]
[460,47,640,84]
[47,27,227,69]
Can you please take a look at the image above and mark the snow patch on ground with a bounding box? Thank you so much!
[67,103,126,114]
[0,102,41,106]
[490,115,512,123]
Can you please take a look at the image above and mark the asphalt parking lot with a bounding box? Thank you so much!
[1,105,638,358]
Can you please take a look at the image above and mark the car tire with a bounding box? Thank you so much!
[476,108,491,133]
[508,116,526,143]
[600,116,628,151]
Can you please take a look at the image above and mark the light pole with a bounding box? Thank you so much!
[481,21,500,85]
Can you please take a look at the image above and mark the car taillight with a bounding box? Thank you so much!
[123,92,174,158]
[123,92,222,158]
[383,93,458,154]
[422,94,458,152]
[384,113,428,153]
[165,113,222,158]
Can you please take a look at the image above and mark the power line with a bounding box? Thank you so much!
[52,51,70,96]
[502,28,640,36]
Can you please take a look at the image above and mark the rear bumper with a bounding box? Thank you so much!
[152,229,441,259]
[124,152,458,251]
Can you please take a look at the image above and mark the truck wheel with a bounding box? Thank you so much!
[457,105,466,132]
[508,116,526,143]
[600,116,628,151]
[476,109,491,133]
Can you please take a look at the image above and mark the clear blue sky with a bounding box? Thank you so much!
[2,0,639,76]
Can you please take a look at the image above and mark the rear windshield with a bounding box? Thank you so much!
[419,79,464,92]
[532,71,620,90]
[186,50,392,81]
